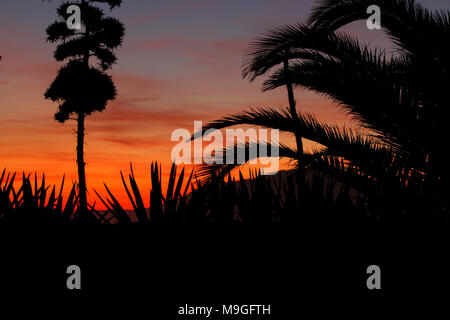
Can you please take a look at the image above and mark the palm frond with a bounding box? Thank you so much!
[309,0,450,62]
[194,141,298,184]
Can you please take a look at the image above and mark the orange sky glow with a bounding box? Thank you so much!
[4,0,445,209]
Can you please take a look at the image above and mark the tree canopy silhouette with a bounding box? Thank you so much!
[44,0,124,217]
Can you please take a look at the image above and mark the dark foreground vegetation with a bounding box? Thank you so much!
[0,162,447,225]
[0,164,356,224]
[2,1,450,225]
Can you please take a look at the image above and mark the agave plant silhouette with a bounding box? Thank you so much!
[95,163,194,224]
[193,0,450,217]
[93,162,365,224]
[44,0,124,217]
[0,169,109,223]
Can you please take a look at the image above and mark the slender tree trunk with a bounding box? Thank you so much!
[283,52,303,158]
[284,52,305,192]
[77,112,88,214]
[77,0,89,216]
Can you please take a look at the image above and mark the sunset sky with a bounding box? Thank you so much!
[1,0,449,208]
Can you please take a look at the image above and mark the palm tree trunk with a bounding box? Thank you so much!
[77,112,88,214]
[283,53,303,158]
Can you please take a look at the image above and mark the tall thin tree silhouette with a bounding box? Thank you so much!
[44,0,124,217]
[243,32,304,159]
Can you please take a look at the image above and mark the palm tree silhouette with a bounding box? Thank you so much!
[194,0,450,216]
[44,0,124,216]
[308,0,450,187]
